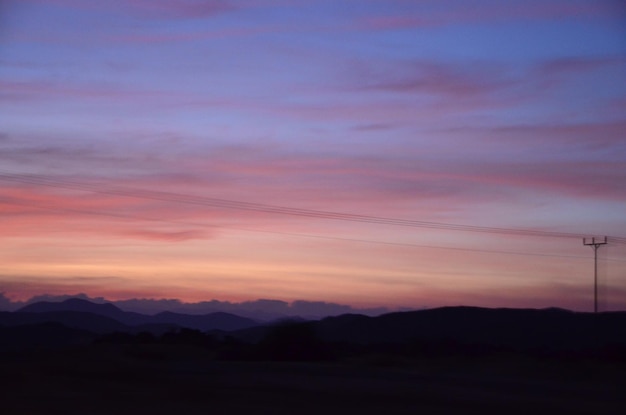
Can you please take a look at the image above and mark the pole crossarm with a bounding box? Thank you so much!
[583,236,608,313]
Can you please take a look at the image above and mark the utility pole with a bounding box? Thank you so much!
[583,236,607,313]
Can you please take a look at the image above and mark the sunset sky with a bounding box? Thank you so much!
[1,0,625,312]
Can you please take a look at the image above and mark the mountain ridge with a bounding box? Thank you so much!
[14,298,260,331]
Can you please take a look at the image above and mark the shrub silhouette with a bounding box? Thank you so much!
[161,328,217,348]
[256,322,331,361]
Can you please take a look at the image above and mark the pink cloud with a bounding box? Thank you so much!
[456,160,626,201]
[105,23,292,44]
[328,59,541,125]
[537,56,626,77]
[0,182,224,241]
[488,121,626,148]
[3,134,622,232]
[357,15,429,31]
[19,0,234,19]
[358,0,617,31]
[120,0,233,19]
[121,229,211,242]
[531,56,626,93]
[352,60,513,100]
[1,122,624,248]
[326,55,625,132]
[0,80,203,105]
[0,162,458,244]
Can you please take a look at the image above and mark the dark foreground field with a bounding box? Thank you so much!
[1,344,624,415]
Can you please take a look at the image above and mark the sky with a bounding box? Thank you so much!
[1,0,625,313]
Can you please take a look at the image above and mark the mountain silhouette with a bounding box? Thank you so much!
[18,298,150,325]
[14,298,260,332]
[19,298,122,314]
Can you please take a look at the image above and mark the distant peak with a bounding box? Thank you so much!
[19,297,122,314]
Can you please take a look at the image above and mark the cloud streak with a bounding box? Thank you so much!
[19,0,234,19]
[356,0,620,30]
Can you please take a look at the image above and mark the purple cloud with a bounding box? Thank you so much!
[350,60,514,100]
[357,0,618,30]
[22,0,234,19]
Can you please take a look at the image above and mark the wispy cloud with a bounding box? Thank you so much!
[487,121,626,149]
[20,0,235,19]
[456,160,626,201]
[121,229,212,242]
[347,59,515,101]
[537,55,626,77]
[357,0,618,30]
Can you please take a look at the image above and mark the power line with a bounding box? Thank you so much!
[2,171,620,242]
[3,196,626,263]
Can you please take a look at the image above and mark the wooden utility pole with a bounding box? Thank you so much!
[583,236,607,313]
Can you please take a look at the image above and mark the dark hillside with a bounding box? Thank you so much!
[0,310,128,334]
[312,307,626,356]
[152,311,258,331]
[0,322,96,351]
